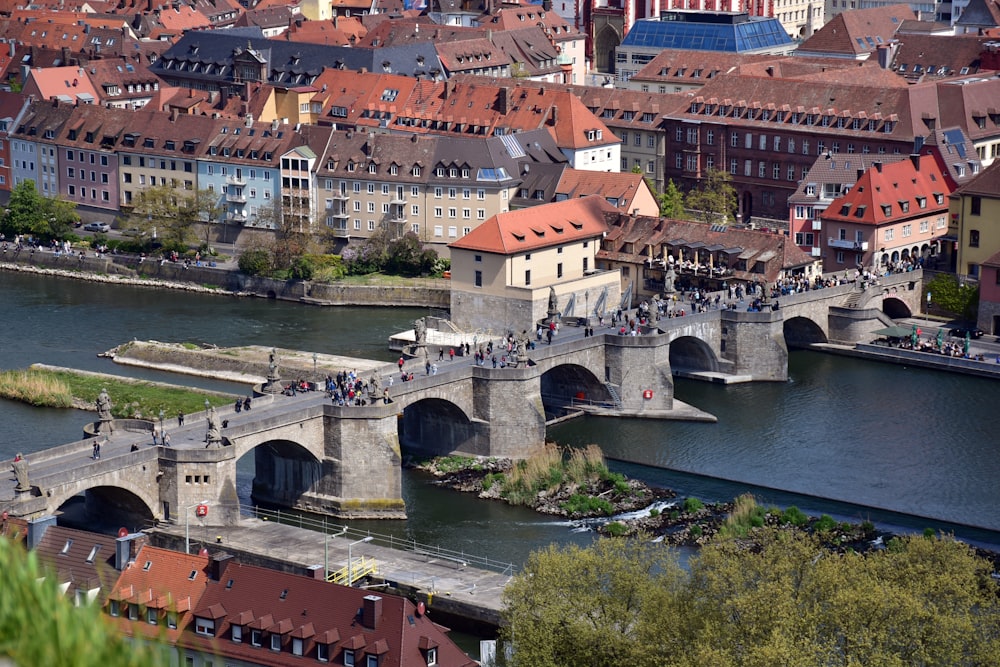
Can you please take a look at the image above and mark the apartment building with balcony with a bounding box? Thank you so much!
[819,154,951,272]
[310,127,569,254]
[788,153,907,262]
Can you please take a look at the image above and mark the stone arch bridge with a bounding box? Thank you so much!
[0,272,921,525]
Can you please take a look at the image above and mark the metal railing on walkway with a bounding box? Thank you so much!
[241,504,517,577]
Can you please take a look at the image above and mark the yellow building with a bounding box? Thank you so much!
[951,159,1000,280]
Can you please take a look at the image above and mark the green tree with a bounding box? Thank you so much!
[1,180,79,240]
[686,169,737,225]
[925,273,979,321]
[501,529,1000,667]
[385,232,437,277]
[501,536,686,667]
[0,538,171,666]
[659,179,687,219]
[124,184,221,247]
[237,247,272,276]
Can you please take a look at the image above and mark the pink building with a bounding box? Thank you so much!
[819,154,952,273]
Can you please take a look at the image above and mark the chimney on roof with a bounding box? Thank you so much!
[499,85,512,114]
[115,532,149,571]
[910,154,920,170]
[271,118,279,132]
[874,161,883,173]
[209,90,218,105]
[333,15,338,28]
[170,107,180,122]
[362,595,382,630]
[210,553,234,581]
[857,167,865,180]
[550,105,557,126]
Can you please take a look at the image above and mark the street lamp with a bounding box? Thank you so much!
[185,500,210,554]
[348,536,373,587]
[323,526,348,582]
[312,352,318,379]
[204,399,211,412]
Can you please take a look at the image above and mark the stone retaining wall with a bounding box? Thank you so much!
[0,251,449,308]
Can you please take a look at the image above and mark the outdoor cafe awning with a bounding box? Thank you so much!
[872,326,915,338]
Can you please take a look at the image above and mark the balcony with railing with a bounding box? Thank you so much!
[226,175,246,186]
[828,238,868,251]
[227,211,247,223]
[226,193,247,203]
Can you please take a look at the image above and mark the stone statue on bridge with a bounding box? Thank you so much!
[414,318,427,346]
[95,388,114,434]
[11,453,28,492]
[263,347,282,394]
[205,406,222,447]
[664,264,677,295]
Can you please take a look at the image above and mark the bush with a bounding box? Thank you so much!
[781,506,809,527]
[482,473,504,492]
[812,514,838,533]
[689,524,703,538]
[605,521,627,537]
[561,494,614,516]
[683,497,704,513]
[649,508,660,518]
[238,248,272,276]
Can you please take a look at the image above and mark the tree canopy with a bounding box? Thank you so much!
[501,529,1000,667]
[686,169,737,225]
[122,184,221,246]
[658,179,687,219]
[925,273,979,321]
[0,180,79,240]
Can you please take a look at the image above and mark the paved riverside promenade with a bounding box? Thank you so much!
[151,518,512,629]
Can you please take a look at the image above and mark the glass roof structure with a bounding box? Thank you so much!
[621,13,793,53]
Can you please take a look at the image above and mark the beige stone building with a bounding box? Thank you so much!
[448,196,622,334]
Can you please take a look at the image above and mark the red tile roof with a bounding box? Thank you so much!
[820,154,950,226]
[450,195,616,255]
[556,169,654,214]
[184,559,476,667]
[797,4,914,57]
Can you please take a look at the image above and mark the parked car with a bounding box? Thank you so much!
[82,222,110,233]
[121,227,145,237]
[950,326,984,339]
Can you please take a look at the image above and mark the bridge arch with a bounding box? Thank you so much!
[52,482,157,530]
[398,397,479,457]
[882,295,912,319]
[540,363,612,417]
[783,316,828,347]
[668,335,720,372]
[245,439,323,509]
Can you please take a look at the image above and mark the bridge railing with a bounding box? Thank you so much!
[241,504,517,577]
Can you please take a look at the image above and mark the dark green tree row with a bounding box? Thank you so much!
[501,529,1000,666]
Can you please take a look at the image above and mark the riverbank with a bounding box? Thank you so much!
[0,253,449,308]
[419,454,1000,570]
[0,364,238,417]
[813,342,1000,380]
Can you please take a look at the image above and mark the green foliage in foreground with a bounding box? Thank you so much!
[500,529,1000,667]
[0,368,232,419]
[0,539,171,667]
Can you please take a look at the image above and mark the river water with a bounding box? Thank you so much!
[1,270,998,568]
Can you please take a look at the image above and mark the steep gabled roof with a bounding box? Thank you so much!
[186,560,476,667]
[820,154,950,226]
[556,169,653,214]
[954,155,1000,198]
[797,4,913,57]
[450,195,615,255]
[33,525,121,605]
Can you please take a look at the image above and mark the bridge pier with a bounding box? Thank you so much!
[160,447,241,527]
[470,367,546,459]
[291,407,405,520]
[603,335,675,411]
[720,310,788,381]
